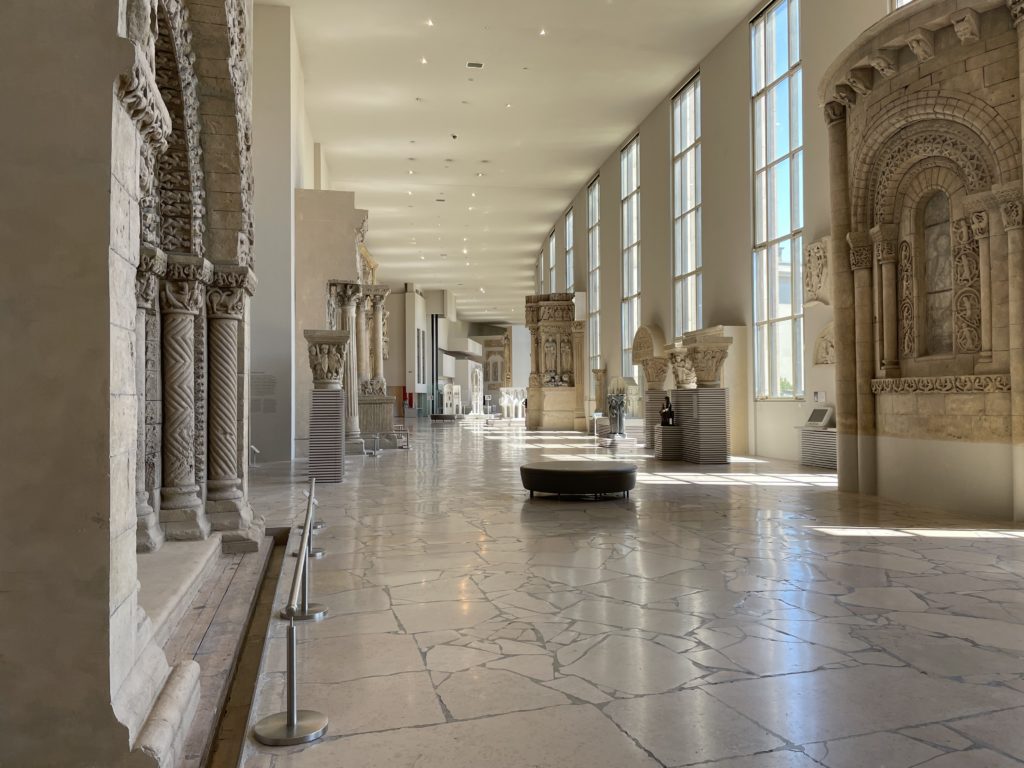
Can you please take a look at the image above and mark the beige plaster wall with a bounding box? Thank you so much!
[537,0,889,460]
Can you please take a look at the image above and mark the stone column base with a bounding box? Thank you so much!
[136,501,165,553]
[160,486,210,541]
[207,491,265,554]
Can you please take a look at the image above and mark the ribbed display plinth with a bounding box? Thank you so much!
[644,390,666,448]
[801,427,837,469]
[654,425,685,460]
[671,388,729,464]
[309,389,345,483]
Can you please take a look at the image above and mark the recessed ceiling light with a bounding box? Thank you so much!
[462,248,468,254]
[407,190,413,195]
[420,255,426,260]
[420,57,428,64]
[539,28,546,36]
[408,170,415,175]
[465,261,471,266]
[505,103,512,109]
[426,18,434,26]
[471,192,476,198]
[479,287,486,293]
[468,206,474,211]
[466,62,484,69]
[463,237,468,241]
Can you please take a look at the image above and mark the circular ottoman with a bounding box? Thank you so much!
[520,461,637,499]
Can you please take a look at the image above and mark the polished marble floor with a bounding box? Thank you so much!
[241,420,1024,767]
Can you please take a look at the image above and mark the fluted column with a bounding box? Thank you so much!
[825,100,859,493]
[160,255,213,540]
[205,267,261,551]
[872,224,899,377]
[355,293,370,388]
[136,246,166,552]
[334,281,362,441]
[848,231,877,495]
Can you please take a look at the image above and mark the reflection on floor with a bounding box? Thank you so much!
[241,419,1024,767]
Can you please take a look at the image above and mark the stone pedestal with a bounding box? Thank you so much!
[359,395,400,448]
[672,388,730,464]
[304,329,350,482]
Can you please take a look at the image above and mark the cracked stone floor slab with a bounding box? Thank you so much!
[239,421,1024,767]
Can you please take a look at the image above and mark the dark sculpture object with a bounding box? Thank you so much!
[660,396,674,427]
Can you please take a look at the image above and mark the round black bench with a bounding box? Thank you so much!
[520,461,637,499]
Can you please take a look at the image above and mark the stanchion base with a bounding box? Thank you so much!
[253,709,328,746]
[298,521,326,532]
[280,602,328,622]
[291,547,324,559]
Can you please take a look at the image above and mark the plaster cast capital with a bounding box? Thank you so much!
[1009,0,1024,27]
[823,100,846,125]
[970,211,989,239]
[304,330,350,390]
[329,280,362,307]
[160,255,212,315]
[212,265,257,296]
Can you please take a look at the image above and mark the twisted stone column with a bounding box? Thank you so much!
[205,267,261,551]
[825,100,859,493]
[160,255,213,540]
[136,246,166,552]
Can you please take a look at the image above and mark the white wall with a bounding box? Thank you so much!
[535,0,889,460]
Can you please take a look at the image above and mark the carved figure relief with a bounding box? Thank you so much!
[952,218,982,353]
[803,239,830,305]
[669,350,697,390]
[543,336,557,374]
[814,323,836,366]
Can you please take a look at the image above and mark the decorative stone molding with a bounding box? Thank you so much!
[898,241,915,358]
[160,257,212,315]
[847,68,873,96]
[952,219,982,353]
[304,330,349,390]
[631,325,667,365]
[225,0,255,265]
[871,375,1010,394]
[680,329,733,388]
[1009,0,1024,27]
[906,28,934,62]
[970,210,989,240]
[834,83,857,107]
[871,223,898,263]
[1001,199,1023,230]
[804,241,830,306]
[117,47,171,154]
[951,9,980,44]
[667,349,697,389]
[847,232,873,271]
[868,50,898,79]
[814,323,836,365]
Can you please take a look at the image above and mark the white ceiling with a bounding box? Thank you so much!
[287,0,753,323]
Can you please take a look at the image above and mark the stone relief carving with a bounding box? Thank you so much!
[906,28,934,62]
[1009,0,1024,27]
[308,344,345,390]
[898,240,915,359]
[952,218,982,353]
[868,50,898,79]
[689,348,728,388]
[870,375,1010,394]
[834,83,857,107]
[668,349,697,389]
[814,323,836,366]
[803,239,830,305]
[951,9,980,44]
[225,0,255,265]
[872,124,994,223]
[849,244,873,271]
[382,309,390,360]
[641,357,670,391]
[847,68,873,96]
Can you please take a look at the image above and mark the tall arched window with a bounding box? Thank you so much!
[922,191,953,355]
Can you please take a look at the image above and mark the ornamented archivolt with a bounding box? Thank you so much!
[870,122,994,224]
[814,323,836,366]
[226,0,255,265]
[803,239,830,305]
[898,240,915,358]
[871,374,1010,394]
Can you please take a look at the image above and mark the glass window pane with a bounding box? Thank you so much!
[751,19,765,95]
[790,0,800,67]
[753,249,766,323]
[768,158,791,240]
[791,234,803,307]
[754,95,766,170]
[768,80,790,162]
[771,319,794,397]
[694,145,702,206]
[695,208,702,269]
[793,314,804,396]
[790,68,803,149]
[755,324,768,396]
[674,279,683,337]
[768,0,789,83]
[694,80,701,140]
[673,216,683,276]
[754,171,767,245]
[792,149,803,231]
[673,159,682,218]
[772,239,792,318]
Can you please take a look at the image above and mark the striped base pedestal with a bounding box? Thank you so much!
[654,425,685,460]
[309,389,346,483]
[644,390,666,448]
[671,388,729,464]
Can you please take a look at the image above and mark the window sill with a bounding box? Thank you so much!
[755,397,806,403]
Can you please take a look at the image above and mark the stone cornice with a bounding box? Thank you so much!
[871,375,1010,394]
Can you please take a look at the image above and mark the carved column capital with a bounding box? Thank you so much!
[1009,0,1024,27]
[970,210,990,239]
[304,330,350,390]
[136,245,168,310]
[329,280,362,308]
[640,357,670,391]
[366,285,391,309]
[833,84,857,108]
[207,266,255,319]
[1001,199,1024,231]
[823,100,846,125]
[847,232,874,270]
[160,256,213,315]
[667,348,697,389]
[951,9,980,44]
[870,224,898,264]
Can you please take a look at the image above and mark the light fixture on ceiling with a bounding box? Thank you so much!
[420,57,428,64]
[471,192,476,198]
[465,261,470,267]
[420,255,426,260]
[407,190,413,195]
[479,287,486,293]
[426,18,434,26]
[539,28,546,36]
[466,62,484,69]
[462,248,468,254]
[505,103,511,109]
[468,206,474,211]
[408,170,415,175]
[475,172,484,177]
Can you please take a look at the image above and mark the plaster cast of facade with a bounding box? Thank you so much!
[525,293,583,429]
[821,0,1024,517]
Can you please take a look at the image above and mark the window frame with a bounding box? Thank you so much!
[671,75,702,339]
[548,231,557,292]
[620,137,641,380]
[587,179,601,390]
[751,0,804,401]
[565,208,575,293]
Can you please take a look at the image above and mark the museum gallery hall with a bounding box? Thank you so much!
[6,0,1024,766]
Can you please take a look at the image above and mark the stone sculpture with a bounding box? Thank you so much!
[608,394,626,437]
[660,396,675,426]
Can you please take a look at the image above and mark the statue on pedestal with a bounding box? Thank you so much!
[608,394,626,437]
[660,396,674,426]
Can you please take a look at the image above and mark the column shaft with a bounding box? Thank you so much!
[849,233,877,495]
[340,297,361,438]
[372,299,385,381]
[973,213,992,360]
[356,296,370,386]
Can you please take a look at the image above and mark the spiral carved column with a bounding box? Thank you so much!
[205,267,262,550]
[160,255,212,540]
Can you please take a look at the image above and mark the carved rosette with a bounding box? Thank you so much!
[898,241,915,359]
[952,218,982,353]
[803,239,830,305]
[641,357,670,391]
[304,330,350,391]
[668,349,697,389]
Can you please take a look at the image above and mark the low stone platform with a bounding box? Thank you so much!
[520,460,637,499]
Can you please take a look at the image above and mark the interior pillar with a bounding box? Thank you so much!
[848,231,877,495]
[136,246,166,552]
